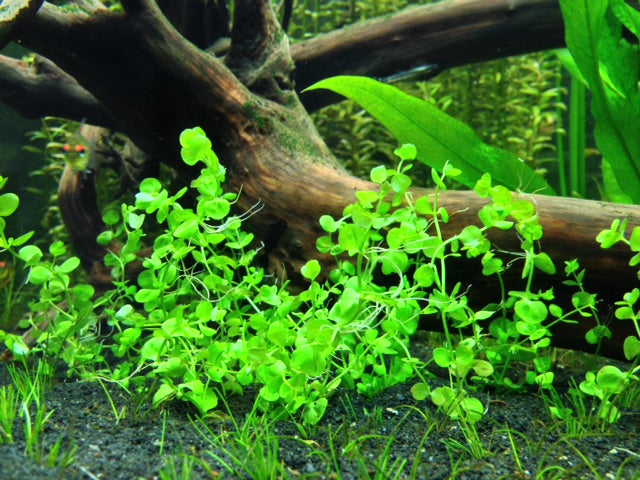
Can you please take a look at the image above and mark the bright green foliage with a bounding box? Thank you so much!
[304,76,554,195]
[559,0,640,203]
[285,0,437,40]
[48,129,428,423]
[550,217,640,431]
[596,218,640,366]
[579,366,627,426]
[314,53,565,187]
[2,128,639,442]
[541,230,640,434]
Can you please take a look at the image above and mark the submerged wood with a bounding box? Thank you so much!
[0,0,638,361]
[0,0,563,120]
[294,0,565,110]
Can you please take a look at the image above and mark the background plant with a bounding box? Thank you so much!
[314,53,567,189]
[306,75,554,194]
[559,0,640,204]
[285,0,439,40]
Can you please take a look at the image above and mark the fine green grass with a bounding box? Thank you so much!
[0,361,77,471]
[0,340,638,479]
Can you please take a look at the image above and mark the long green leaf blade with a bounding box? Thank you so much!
[560,0,640,203]
[305,76,553,194]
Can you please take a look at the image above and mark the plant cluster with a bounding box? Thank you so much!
[285,0,438,41]
[2,127,638,457]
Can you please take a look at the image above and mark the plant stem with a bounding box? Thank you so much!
[556,65,568,197]
[568,75,586,198]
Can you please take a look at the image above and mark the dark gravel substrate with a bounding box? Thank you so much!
[0,348,639,480]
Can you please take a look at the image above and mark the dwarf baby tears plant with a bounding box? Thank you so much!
[0,175,99,367]
[82,129,426,424]
[3,127,622,436]
[316,143,571,428]
[572,217,640,428]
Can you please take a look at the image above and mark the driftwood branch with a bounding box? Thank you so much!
[0,0,562,122]
[155,0,230,49]
[0,0,44,49]
[293,0,564,110]
[226,0,296,97]
[0,55,114,126]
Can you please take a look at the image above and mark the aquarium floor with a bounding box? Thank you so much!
[0,344,639,480]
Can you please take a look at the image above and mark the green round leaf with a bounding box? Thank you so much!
[414,264,436,288]
[461,397,484,423]
[301,259,321,281]
[171,214,199,239]
[141,336,166,361]
[28,265,52,285]
[585,325,612,345]
[72,284,95,301]
[291,344,326,376]
[200,198,230,220]
[49,241,66,257]
[415,196,434,215]
[18,245,42,264]
[0,193,19,217]
[102,209,120,226]
[139,177,162,195]
[596,365,627,394]
[58,256,81,274]
[97,230,114,245]
[356,190,380,204]
[127,212,145,230]
[303,398,328,425]
[390,173,412,194]
[410,382,430,401]
[370,165,388,184]
[153,383,176,407]
[135,288,161,304]
[623,335,640,361]
[433,347,453,368]
[472,359,494,377]
[514,298,548,324]
[393,144,417,161]
[319,215,337,233]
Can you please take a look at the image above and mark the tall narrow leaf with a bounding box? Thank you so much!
[305,76,553,195]
[560,0,640,203]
